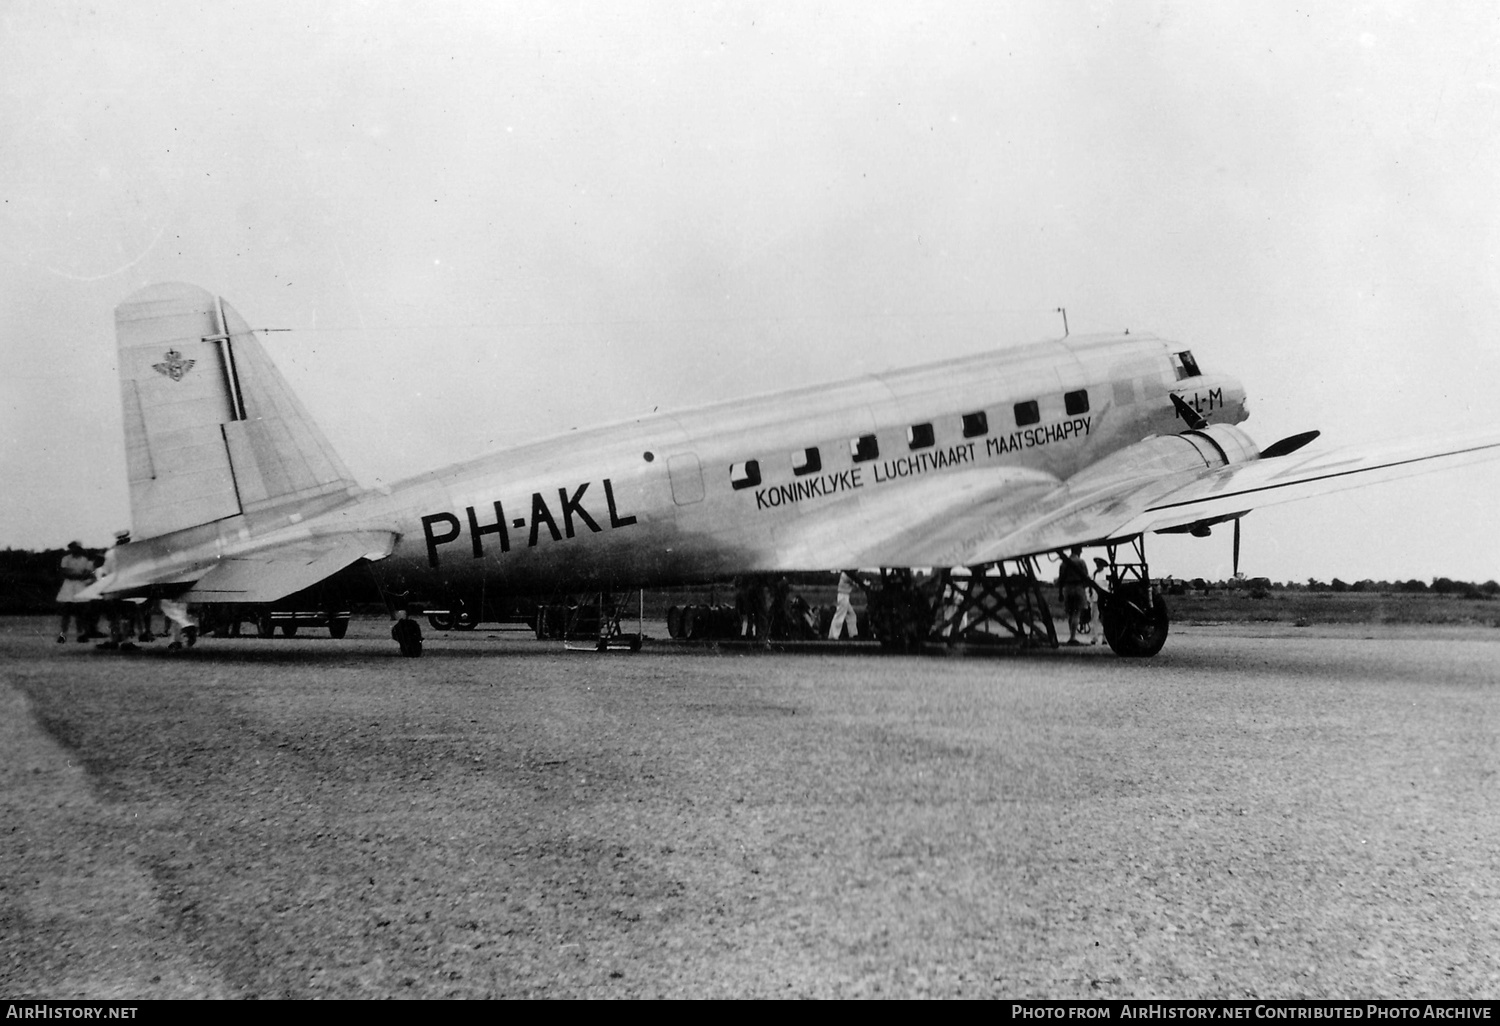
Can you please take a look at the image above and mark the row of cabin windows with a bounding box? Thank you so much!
[729,388,1091,490]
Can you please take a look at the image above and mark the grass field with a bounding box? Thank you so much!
[4,616,1499,998]
[1164,590,1500,628]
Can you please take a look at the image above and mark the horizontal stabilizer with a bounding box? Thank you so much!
[182,531,396,604]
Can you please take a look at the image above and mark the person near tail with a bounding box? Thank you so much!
[56,542,95,643]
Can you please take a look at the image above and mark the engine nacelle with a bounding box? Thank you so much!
[1064,424,1260,493]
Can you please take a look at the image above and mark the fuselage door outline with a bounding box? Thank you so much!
[668,452,706,506]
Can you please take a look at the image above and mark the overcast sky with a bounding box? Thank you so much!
[3,1,1498,584]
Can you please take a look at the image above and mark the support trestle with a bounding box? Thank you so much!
[932,558,1059,649]
[864,559,1058,650]
[864,534,1170,657]
[537,589,644,651]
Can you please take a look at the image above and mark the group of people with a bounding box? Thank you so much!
[1057,545,1108,646]
[730,573,860,642]
[55,535,198,651]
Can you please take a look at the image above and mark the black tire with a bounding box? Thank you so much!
[328,617,349,639]
[1101,586,1169,657]
[666,605,682,639]
[427,612,454,631]
[279,623,299,638]
[453,604,479,631]
[257,611,275,639]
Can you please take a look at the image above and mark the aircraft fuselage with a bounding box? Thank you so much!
[328,332,1247,600]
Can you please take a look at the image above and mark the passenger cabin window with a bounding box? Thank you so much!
[1171,351,1202,380]
[908,423,934,449]
[962,411,988,438]
[792,447,821,477]
[849,434,879,462]
[1014,400,1040,427]
[730,460,761,490]
[1064,390,1089,415]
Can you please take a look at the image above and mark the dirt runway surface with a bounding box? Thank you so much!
[3,617,1499,998]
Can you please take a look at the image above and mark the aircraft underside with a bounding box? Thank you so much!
[389,534,1170,657]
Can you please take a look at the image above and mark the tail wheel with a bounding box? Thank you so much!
[1100,585,1169,658]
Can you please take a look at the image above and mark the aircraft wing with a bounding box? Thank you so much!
[770,428,1500,570]
[768,464,1065,568]
[1111,427,1500,539]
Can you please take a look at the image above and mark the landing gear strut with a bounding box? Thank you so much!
[1095,536,1169,658]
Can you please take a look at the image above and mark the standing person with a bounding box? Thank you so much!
[96,530,139,650]
[55,541,95,643]
[392,606,423,657]
[1058,546,1093,646]
[733,576,753,639]
[160,598,199,651]
[828,570,859,641]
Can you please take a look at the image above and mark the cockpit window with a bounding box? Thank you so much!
[1171,351,1202,380]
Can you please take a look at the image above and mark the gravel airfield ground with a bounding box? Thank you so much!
[3,616,1499,999]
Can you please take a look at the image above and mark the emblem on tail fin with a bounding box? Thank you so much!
[152,349,195,381]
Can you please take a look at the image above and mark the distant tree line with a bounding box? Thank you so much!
[0,547,110,615]
[1301,577,1499,598]
[1161,574,1499,599]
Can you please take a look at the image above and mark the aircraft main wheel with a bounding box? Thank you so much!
[427,612,454,631]
[1100,586,1169,658]
[279,623,299,637]
[257,612,275,639]
[666,605,683,639]
[328,617,349,639]
[453,604,479,631]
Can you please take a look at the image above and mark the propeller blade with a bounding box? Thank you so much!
[1259,429,1321,459]
[1171,392,1209,430]
[1233,517,1241,578]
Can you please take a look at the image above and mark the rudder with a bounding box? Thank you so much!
[117,282,358,540]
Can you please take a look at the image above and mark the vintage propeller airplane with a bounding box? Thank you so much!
[79,281,1500,656]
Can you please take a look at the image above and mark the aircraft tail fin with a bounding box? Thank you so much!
[116,282,359,540]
